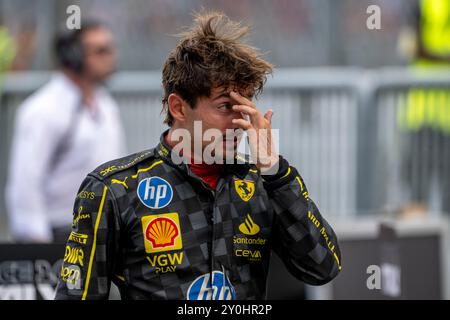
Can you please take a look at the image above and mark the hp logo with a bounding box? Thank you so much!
[187,271,236,300]
[137,177,173,209]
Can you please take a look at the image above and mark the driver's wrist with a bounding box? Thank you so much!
[258,155,281,175]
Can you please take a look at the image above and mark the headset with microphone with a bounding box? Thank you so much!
[54,20,105,74]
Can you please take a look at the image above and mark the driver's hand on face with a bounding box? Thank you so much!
[230,91,279,172]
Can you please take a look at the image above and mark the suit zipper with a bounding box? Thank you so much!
[205,181,216,300]
[197,179,218,300]
[192,177,219,300]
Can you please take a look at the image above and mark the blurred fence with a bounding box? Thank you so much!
[0,0,409,70]
[362,70,450,215]
[1,68,450,240]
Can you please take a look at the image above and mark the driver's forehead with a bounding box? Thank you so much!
[209,86,254,100]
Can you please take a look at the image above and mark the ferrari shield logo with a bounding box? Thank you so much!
[234,179,255,202]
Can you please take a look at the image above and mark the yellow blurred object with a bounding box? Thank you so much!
[416,0,450,66]
[398,0,450,134]
[0,27,16,75]
[399,87,450,133]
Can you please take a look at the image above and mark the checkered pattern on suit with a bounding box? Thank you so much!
[55,134,341,300]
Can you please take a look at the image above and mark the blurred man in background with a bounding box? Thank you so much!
[398,0,450,217]
[5,19,126,243]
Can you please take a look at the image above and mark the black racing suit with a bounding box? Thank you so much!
[55,133,342,300]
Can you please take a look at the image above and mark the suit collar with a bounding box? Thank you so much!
[155,129,251,180]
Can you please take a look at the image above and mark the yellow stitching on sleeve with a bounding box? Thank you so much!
[82,185,108,300]
[295,176,304,192]
[281,167,291,179]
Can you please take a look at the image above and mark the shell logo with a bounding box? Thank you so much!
[141,213,183,253]
[147,217,178,248]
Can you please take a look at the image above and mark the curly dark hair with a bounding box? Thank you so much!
[161,11,274,126]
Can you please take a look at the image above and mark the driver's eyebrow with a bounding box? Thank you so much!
[212,92,230,101]
[211,90,253,101]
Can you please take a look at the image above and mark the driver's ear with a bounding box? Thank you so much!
[168,93,189,123]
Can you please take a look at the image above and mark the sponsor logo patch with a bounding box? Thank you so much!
[76,191,95,200]
[137,177,173,209]
[68,232,88,245]
[187,271,236,300]
[146,252,184,274]
[234,179,255,202]
[60,265,81,290]
[72,206,91,228]
[141,212,182,253]
[233,214,267,261]
[238,214,260,236]
[64,246,84,266]
[235,249,262,262]
[111,176,129,189]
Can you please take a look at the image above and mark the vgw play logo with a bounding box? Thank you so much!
[187,271,236,300]
[137,177,173,209]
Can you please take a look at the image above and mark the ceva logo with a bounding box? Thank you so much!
[137,177,173,209]
[187,271,236,300]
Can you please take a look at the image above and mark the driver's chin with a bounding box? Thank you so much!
[201,145,236,163]
[221,144,238,162]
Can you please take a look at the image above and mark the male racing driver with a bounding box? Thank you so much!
[55,12,342,300]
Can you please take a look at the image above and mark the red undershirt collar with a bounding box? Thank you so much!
[164,132,224,190]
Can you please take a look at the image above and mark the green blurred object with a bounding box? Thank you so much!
[0,26,16,109]
[0,26,16,76]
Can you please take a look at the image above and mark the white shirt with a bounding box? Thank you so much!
[5,72,126,242]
